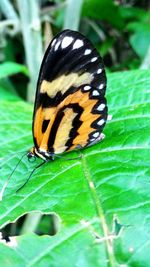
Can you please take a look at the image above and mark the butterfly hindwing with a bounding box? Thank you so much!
[32,29,107,155]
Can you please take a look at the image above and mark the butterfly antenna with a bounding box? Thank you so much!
[0,153,27,201]
[16,161,46,193]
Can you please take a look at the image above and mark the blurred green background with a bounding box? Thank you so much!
[0,0,150,102]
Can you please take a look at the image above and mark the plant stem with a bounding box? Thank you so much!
[0,0,19,21]
[63,0,83,31]
[17,0,43,102]
[81,154,116,267]
[0,0,20,34]
[20,212,42,234]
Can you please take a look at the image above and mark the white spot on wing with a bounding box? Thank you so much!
[51,38,56,47]
[83,85,91,91]
[84,49,92,55]
[73,39,84,49]
[61,36,73,49]
[97,68,102,74]
[54,41,61,51]
[97,119,105,126]
[97,103,105,111]
[91,57,98,62]
[92,90,99,96]
[98,84,104,90]
[93,132,100,138]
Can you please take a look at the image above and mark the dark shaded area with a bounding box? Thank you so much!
[1,213,59,241]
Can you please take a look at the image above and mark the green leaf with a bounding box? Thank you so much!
[128,24,150,58]
[0,62,29,79]
[82,0,124,29]
[98,38,114,57]
[120,7,150,59]
[130,32,150,59]
[0,69,150,266]
[119,6,148,20]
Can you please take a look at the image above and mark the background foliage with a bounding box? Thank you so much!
[0,0,150,266]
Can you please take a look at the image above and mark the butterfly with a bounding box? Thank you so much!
[27,29,108,162]
[0,30,108,197]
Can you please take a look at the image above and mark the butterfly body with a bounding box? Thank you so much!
[28,30,108,161]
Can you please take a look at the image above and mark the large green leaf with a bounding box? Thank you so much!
[82,0,124,29]
[0,62,28,79]
[0,69,150,266]
[129,26,150,58]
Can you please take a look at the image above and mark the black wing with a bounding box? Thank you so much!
[32,29,108,154]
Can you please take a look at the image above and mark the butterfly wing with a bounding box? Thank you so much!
[32,29,107,155]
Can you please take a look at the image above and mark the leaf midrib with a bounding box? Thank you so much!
[81,154,116,267]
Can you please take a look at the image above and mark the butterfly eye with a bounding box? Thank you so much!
[27,151,36,163]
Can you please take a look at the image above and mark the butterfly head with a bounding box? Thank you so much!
[27,147,37,162]
[27,147,54,162]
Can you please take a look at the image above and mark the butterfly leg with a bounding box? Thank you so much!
[16,160,46,193]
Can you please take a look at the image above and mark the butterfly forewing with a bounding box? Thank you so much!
[32,29,107,155]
